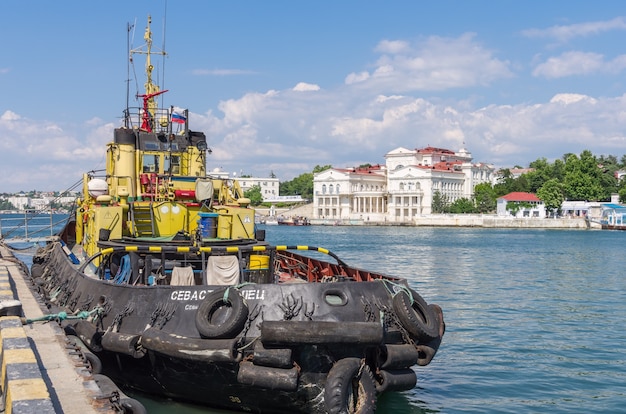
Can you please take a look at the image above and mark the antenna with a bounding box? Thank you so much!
[125,21,134,127]
[129,15,168,132]
[161,0,168,96]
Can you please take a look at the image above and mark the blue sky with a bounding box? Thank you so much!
[3,1,626,192]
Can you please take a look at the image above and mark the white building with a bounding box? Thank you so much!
[496,192,546,218]
[208,167,281,202]
[314,165,387,221]
[237,177,280,202]
[313,146,496,222]
[7,194,29,210]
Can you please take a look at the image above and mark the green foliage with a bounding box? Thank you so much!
[312,165,332,173]
[280,165,332,200]
[431,191,449,213]
[506,201,534,216]
[280,172,314,200]
[494,150,621,205]
[536,179,564,214]
[473,183,497,213]
[449,198,476,213]
[243,185,263,206]
[0,199,15,210]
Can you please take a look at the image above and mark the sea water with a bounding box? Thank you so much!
[12,224,626,413]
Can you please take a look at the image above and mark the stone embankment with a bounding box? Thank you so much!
[256,203,598,229]
[311,215,596,229]
[0,245,111,414]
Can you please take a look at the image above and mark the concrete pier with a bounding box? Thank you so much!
[0,245,111,414]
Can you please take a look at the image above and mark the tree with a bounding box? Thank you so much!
[537,179,564,216]
[0,199,15,210]
[280,173,314,200]
[449,198,475,213]
[473,182,497,213]
[244,185,263,206]
[313,165,332,174]
[431,191,449,213]
[493,169,520,197]
[280,165,332,201]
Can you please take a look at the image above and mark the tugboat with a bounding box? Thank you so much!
[30,16,444,414]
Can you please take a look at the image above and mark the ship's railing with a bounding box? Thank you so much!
[0,210,69,243]
[124,106,187,134]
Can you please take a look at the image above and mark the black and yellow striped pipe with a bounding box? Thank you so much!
[85,244,347,270]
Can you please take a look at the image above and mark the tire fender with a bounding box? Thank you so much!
[195,288,248,339]
[392,289,439,342]
[324,358,376,414]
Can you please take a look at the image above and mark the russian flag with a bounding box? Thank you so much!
[172,112,186,124]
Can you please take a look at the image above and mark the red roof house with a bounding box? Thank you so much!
[496,192,545,218]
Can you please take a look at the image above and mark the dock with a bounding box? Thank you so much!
[0,244,112,414]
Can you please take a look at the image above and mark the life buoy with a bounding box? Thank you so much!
[324,358,376,414]
[392,289,439,343]
[195,289,248,339]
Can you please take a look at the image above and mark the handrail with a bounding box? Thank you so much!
[0,210,67,242]
[79,244,347,272]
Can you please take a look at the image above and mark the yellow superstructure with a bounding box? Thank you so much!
[75,16,254,261]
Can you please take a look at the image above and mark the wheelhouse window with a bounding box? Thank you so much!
[165,154,181,174]
[142,154,160,173]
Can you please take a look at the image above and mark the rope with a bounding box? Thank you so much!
[24,308,98,325]
[379,279,414,303]
[222,282,256,303]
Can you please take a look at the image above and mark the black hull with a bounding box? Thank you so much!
[30,241,444,413]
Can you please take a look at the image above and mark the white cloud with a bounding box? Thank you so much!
[533,51,604,78]
[346,33,513,93]
[550,93,597,105]
[1,110,20,121]
[345,71,370,85]
[292,82,320,92]
[522,17,626,43]
[375,40,410,54]
[6,25,626,192]
[533,51,626,78]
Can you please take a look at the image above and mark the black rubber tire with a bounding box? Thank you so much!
[84,351,103,375]
[120,398,149,414]
[324,358,376,414]
[30,263,44,278]
[195,289,248,339]
[392,289,439,342]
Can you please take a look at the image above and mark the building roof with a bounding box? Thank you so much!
[335,164,385,175]
[415,146,456,155]
[498,192,541,202]
[413,160,464,173]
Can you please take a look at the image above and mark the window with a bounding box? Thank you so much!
[322,184,327,194]
[142,154,160,173]
[165,154,180,174]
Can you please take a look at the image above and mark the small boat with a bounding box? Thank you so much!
[278,216,310,226]
[264,215,279,225]
[29,16,444,414]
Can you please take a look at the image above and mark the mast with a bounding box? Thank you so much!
[131,15,168,132]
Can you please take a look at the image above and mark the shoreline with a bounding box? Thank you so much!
[255,205,599,230]
[308,215,597,229]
